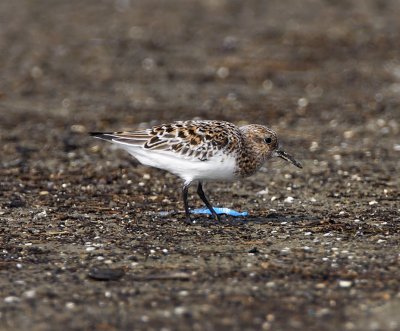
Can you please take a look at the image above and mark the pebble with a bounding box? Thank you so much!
[174,306,187,315]
[70,124,86,133]
[24,290,36,298]
[338,280,352,288]
[298,97,308,108]
[216,66,229,79]
[284,196,294,203]
[256,188,269,195]
[4,296,20,303]
[65,302,75,309]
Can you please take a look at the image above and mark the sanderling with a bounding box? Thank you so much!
[91,120,302,222]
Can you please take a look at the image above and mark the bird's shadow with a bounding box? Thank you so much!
[155,210,318,226]
[245,212,318,224]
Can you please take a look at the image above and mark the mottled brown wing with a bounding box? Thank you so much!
[102,120,241,161]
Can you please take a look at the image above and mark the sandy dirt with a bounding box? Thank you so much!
[1,1,400,330]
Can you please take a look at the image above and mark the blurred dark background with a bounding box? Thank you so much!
[1,0,399,129]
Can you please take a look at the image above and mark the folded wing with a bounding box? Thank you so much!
[91,120,241,162]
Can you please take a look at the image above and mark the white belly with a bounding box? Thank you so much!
[122,146,237,183]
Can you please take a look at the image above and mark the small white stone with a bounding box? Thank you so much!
[369,200,378,205]
[262,79,273,91]
[338,280,352,288]
[216,66,229,79]
[284,196,294,203]
[343,130,354,139]
[65,302,75,309]
[256,188,269,195]
[86,246,95,252]
[174,306,187,315]
[24,290,36,299]
[70,124,86,133]
[309,141,319,152]
[4,296,20,303]
[298,97,308,108]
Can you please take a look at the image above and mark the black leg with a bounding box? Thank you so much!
[197,182,221,221]
[182,183,192,223]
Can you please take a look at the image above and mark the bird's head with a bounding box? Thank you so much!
[240,124,302,169]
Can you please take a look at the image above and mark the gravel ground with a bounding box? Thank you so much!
[1,1,400,330]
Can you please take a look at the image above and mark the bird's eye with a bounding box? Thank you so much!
[265,137,272,144]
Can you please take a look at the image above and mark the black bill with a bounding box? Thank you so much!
[276,150,303,169]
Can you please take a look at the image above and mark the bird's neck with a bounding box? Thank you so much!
[235,135,267,178]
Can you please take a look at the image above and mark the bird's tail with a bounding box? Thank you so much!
[90,131,151,147]
[89,132,116,141]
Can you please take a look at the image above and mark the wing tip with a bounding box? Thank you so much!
[89,132,115,141]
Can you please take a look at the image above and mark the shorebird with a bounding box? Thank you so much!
[91,120,302,222]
